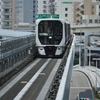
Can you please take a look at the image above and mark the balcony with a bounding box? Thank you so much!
[2,11,12,15]
[76,11,82,16]
[2,0,12,2]
[2,4,12,9]
[1,24,12,29]
[76,6,84,11]
[2,18,12,22]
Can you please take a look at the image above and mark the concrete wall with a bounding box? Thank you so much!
[55,35,75,100]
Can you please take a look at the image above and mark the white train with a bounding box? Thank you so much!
[36,18,71,57]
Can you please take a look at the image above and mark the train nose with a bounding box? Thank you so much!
[48,47,53,50]
[44,46,57,56]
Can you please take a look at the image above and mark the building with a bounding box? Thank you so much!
[0,0,14,29]
[55,0,83,24]
[55,0,99,25]
[0,0,38,30]
[14,0,38,25]
[14,23,35,32]
[83,32,100,68]
[73,0,98,24]
[37,0,50,14]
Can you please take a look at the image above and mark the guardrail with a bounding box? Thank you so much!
[45,35,75,100]
[55,35,75,100]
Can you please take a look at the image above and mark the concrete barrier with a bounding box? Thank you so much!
[55,35,75,100]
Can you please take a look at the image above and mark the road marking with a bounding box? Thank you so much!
[36,59,62,100]
[0,58,41,97]
[21,81,28,84]
[40,73,46,75]
[13,58,51,100]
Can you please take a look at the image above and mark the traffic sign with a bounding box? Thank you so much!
[35,14,59,19]
[52,14,59,18]
[62,2,72,4]
[35,14,51,19]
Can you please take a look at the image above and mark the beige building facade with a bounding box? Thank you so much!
[73,0,98,24]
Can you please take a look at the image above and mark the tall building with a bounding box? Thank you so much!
[0,0,14,29]
[0,0,2,29]
[55,0,83,24]
[0,0,38,30]
[55,0,99,25]
[37,0,50,14]
[73,0,98,24]
[14,0,38,25]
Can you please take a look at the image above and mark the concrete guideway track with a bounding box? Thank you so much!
[0,58,61,100]
[0,58,41,98]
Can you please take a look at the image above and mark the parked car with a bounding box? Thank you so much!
[80,98,90,100]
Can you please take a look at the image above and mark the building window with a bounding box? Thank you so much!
[44,5,46,8]
[43,10,46,13]
[43,1,46,4]
[83,19,86,23]
[95,19,98,23]
[92,5,94,8]
[89,19,92,23]
[65,8,68,11]
[65,14,68,17]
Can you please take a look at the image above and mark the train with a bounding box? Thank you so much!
[36,18,71,57]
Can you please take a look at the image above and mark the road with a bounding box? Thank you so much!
[0,58,62,100]
[70,70,94,100]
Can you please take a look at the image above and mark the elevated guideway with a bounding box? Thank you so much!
[44,35,75,100]
[0,32,75,100]
[55,35,75,100]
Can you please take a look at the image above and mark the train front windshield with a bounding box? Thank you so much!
[38,20,63,45]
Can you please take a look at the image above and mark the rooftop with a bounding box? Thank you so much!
[0,30,35,37]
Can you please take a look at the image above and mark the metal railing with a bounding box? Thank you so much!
[0,34,37,78]
[0,34,35,59]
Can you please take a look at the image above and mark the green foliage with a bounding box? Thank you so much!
[74,58,79,65]
[96,94,100,99]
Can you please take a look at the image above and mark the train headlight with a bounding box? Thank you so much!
[55,47,62,55]
[38,47,46,55]
[49,36,52,39]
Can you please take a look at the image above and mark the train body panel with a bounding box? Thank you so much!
[36,18,71,57]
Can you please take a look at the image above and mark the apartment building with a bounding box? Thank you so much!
[0,0,2,29]
[37,0,50,14]
[55,0,83,24]
[0,0,38,30]
[73,0,98,24]
[0,0,14,29]
[55,0,99,25]
[14,0,38,25]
